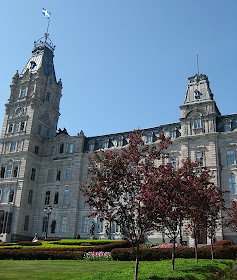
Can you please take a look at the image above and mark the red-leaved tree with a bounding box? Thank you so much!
[80,130,171,280]
[226,200,237,232]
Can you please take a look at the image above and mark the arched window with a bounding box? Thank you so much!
[229,175,236,195]
[60,144,64,154]
[45,191,50,205]
[111,221,119,233]
[82,217,89,233]
[194,118,201,129]
[61,217,67,233]
[28,190,33,204]
[54,192,59,204]
[51,220,56,233]
[8,190,14,203]
[24,215,29,231]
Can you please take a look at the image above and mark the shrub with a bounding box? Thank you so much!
[111,246,237,261]
[0,249,84,260]
[58,239,121,246]
[18,241,42,246]
[213,240,232,247]
[83,251,112,261]
[44,238,61,242]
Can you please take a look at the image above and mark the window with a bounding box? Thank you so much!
[51,220,56,233]
[8,124,13,133]
[8,190,14,203]
[195,152,203,165]
[170,131,176,139]
[111,221,119,233]
[171,156,177,169]
[35,146,39,154]
[24,216,29,231]
[147,135,153,143]
[51,146,56,156]
[63,190,70,205]
[38,124,42,135]
[102,141,109,149]
[54,192,59,204]
[1,167,5,178]
[97,217,104,233]
[20,121,25,131]
[20,87,27,97]
[6,166,12,178]
[194,89,201,99]
[28,190,33,204]
[82,217,90,233]
[88,141,95,151]
[65,168,71,181]
[224,123,232,132]
[45,92,51,102]
[14,122,20,133]
[49,78,52,86]
[45,191,50,205]
[227,150,235,165]
[10,142,16,152]
[68,143,73,153]
[56,170,61,181]
[60,144,64,154]
[229,175,236,195]
[61,217,67,233]
[42,217,48,232]
[2,187,9,203]
[13,166,18,178]
[31,168,36,181]
[46,129,50,138]
[117,138,123,147]
[194,119,201,129]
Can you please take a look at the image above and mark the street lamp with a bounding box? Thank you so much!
[44,205,52,239]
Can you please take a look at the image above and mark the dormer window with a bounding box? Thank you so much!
[170,131,176,139]
[88,141,95,151]
[117,137,123,147]
[194,118,201,129]
[102,140,109,149]
[224,123,232,132]
[30,61,37,70]
[20,87,27,97]
[146,134,153,144]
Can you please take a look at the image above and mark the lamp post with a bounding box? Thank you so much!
[44,205,52,239]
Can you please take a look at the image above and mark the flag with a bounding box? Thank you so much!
[42,8,51,19]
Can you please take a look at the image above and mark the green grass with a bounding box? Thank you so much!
[0,259,236,280]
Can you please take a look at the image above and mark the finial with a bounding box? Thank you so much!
[12,70,19,80]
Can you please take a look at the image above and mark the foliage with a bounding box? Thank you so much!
[226,200,237,232]
[83,251,112,261]
[54,239,119,246]
[213,240,232,246]
[44,238,61,241]
[80,129,171,279]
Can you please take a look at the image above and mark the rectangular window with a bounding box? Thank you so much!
[65,168,71,181]
[83,217,90,233]
[28,190,33,204]
[31,168,36,181]
[170,131,176,139]
[10,142,16,152]
[171,156,177,169]
[20,87,27,97]
[14,122,20,133]
[51,146,55,156]
[147,135,153,143]
[68,143,73,154]
[2,187,9,203]
[24,216,29,231]
[227,150,235,165]
[20,121,25,131]
[0,167,5,178]
[45,92,51,102]
[35,146,39,154]
[8,124,13,133]
[194,119,201,129]
[6,166,12,178]
[13,166,18,178]
[56,170,61,181]
[63,190,70,205]
[195,152,203,165]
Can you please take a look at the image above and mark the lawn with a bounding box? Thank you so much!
[0,259,236,280]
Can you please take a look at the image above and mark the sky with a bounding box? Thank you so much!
[0,1,236,137]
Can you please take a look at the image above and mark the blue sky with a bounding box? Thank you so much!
[0,1,236,137]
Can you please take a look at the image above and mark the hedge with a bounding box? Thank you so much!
[111,246,237,261]
[18,241,42,246]
[213,240,232,247]
[54,239,122,246]
[0,249,84,260]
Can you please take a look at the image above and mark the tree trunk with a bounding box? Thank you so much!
[134,244,140,280]
[172,236,176,270]
[194,230,198,263]
[211,236,214,260]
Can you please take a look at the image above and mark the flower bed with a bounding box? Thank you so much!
[84,251,112,261]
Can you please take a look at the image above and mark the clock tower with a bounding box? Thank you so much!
[0,35,62,241]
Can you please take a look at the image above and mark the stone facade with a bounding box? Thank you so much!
[0,37,236,244]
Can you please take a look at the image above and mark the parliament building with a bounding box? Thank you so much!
[0,36,236,244]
